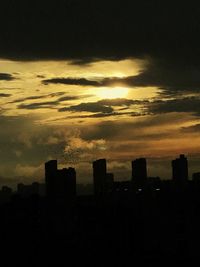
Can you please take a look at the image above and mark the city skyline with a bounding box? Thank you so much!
[1,154,200,191]
[1,2,200,187]
[1,2,200,264]
[1,154,200,265]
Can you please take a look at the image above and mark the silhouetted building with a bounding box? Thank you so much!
[76,184,93,196]
[17,182,40,197]
[192,172,200,182]
[106,173,114,193]
[132,158,147,186]
[147,176,161,189]
[113,181,131,193]
[0,186,13,203]
[45,160,76,201]
[172,154,188,182]
[56,167,76,200]
[93,159,108,196]
[38,183,46,196]
[45,160,58,197]
[2,186,12,194]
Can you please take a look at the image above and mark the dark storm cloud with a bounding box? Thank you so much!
[12,95,52,104]
[42,77,111,87]
[123,58,200,95]
[18,101,59,110]
[36,75,46,78]
[59,102,114,114]
[0,1,199,62]
[98,98,148,106]
[41,60,200,95]
[181,124,200,133]
[0,93,11,97]
[0,1,200,100]
[58,95,83,101]
[58,94,93,101]
[148,97,200,116]
[0,73,15,81]
[98,98,134,106]
[68,58,104,66]
[43,77,105,87]
[10,92,65,104]
[0,114,69,178]
[17,94,93,110]
[80,117,176,141]
[58,98,146,114]
[63,111,142,119]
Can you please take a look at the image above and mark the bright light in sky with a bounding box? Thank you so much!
[96,87,129,99]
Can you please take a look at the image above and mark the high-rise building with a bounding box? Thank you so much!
[132,158,147,186]
[60,167,76,199]
[106,173,114,193]
[45,160,76,201]
[93,159,107,196]
[172,154,188,182]
[45,160,58,197]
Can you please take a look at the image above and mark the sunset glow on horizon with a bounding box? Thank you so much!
[0,57,200,185]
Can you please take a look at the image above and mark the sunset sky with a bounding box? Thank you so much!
[0,1,200,186]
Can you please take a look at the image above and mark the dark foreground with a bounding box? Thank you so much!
[1,181,200,266]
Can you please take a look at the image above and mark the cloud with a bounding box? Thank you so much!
[181,124,200,133]
[60,111,142,119]
[41,60,200,95]
[148,97,200,116]
[0,73,15,81]
[0,93,11,97]
[65,137,106,152]
[18,100,59,110]
[14,163,43,178]
[59,102,114,114]
[17,94,92,110]
[0,1,199,63]
[68,58,104,66]
[11,92,66,104]
[58,98,147,115]
[80,113,192,141]
[58,94,93,101]
[42,59,200,96]
[97,98,139,106]
[43,77,103,86]
[123,58,200,95]
[0,112,199,184]
[42,75,141,88]
[0,2,198,101]
[36,74,46,78]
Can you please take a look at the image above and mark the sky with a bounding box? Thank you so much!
[0,1,200,187]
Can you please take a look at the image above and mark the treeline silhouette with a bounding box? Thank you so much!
[0,154,200,266]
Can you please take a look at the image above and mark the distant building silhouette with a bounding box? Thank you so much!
[132,158,147,186]
[17,182,40,197]
[0,186,12,203]
[76,184,93,196]
[93,159,114,196]
[45,160,76,201]
[45,160,58,197]
[2,186,12,195]
[106,173,114,193]
[192,172,200,182]
[172,154,188,182]
[113,181,131,193]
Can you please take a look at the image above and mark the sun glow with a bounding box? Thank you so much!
[96,87,129,99]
